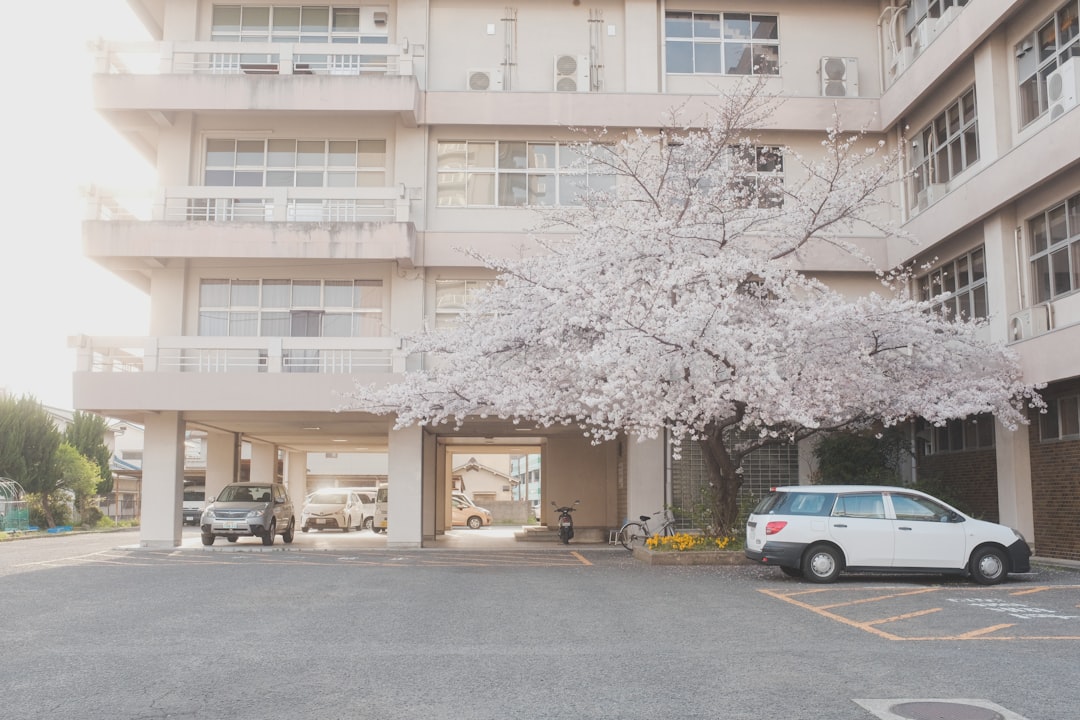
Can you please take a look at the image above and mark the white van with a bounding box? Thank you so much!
[181,483,205,526]
[373,483,388,533]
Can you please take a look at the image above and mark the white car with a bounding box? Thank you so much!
[745,485,1032,585]
[301,489,368,533]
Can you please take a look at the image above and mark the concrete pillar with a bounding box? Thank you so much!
[994,422,1036,546]
[387,425,423,549]
[424,433,440,541]
[205,430,239,501]
[626,435,665,528]
[249,442,279,484]
[284,451,309,515]
[139,412,185,548]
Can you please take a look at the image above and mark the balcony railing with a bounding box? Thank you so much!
[84,185,412,224]
[93,40,414,78]
[70,336,408,375]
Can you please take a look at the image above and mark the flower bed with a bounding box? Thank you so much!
[634,533,752,565]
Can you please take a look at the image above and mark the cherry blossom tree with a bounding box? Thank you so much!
[347,88,1042,535]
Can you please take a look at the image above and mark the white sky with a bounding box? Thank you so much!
[1,2,153,409]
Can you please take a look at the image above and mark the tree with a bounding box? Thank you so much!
[0,394,62,510]
[346,88,1042,535]
[65,411,114,495]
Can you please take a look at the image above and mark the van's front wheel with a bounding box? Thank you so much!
[970,546,1007,585]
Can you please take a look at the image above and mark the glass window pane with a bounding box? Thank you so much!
[723,13,751,39]
[467,173,495,205]
[1049,203,1068,244]
[328,141,356,167]
[297,141,325,166]
[971,248,985,281]
[724,43,752,74]
[235,140,265,166]
[292,280,321,307]
[468,143,496,169]
[1051,247,1072,295]
[1041,402,1060,439]
[1038,20,1057,62]
[301,6,330,33]
[499,142,528,169]
[241,7,271,32]
[333,7,360,32]
[355,280,384,309]
[357,140,386,168]
[262,280,290,307]
[1033,255,1052,303]
[665,12,693,38]
[324,281,353,307]
[266,170,294,187]
[957,255,970,287]
[230,280,258,306]
[199,310,228,336]
[206,139,235,167]
[977,415,995,447]
[497,174,528,206]
[1061,396,1080,437]
[1069,196,1080,236]
[229,311,259,336]
[696,43,725,73]
[696,13,723,38]
[322,313,352,337]
[666,41,694,73]
[212,6,242,34]
[200,279,230,307]
[260,312,290,336]
[963,126,978,168]
[354,314,383,336]
[436,174,466,206]
[296,171,323,187]
[327,171,356,188]
[753,45,779,75]
[751,15,778,40]
[1061,3,1080,45]
[437,142,467,170]
[529,143,557,169]
[1031,214,1048,253]
[273,7,300,32]
[204,169,234,186]
[529,173,557,205]
[972,284,987,318]
[267,139,295,167]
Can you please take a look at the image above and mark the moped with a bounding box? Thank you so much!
[552,500,580,544]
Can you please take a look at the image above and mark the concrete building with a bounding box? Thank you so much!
[75,0,1079,559]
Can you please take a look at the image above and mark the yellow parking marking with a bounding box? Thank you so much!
[819,587,939,610]
[761,585,1080,641]
[570,551,592,565]
[864,608,942,627]
[954,624,1015,638]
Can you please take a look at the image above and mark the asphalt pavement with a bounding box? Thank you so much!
[2,529,1079,720]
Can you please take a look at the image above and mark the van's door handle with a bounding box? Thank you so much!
[898,526,913,531]
[833,523,847,528]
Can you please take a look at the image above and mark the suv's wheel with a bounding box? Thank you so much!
[227,536,238,543]
[467,516,483,529]
[201,533,215,546]
[969,546,1007,585]
[363,517,373,530]
[803,544,842,583]
[262,519,276,546]
[282,519,295,544]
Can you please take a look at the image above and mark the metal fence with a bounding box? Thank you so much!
[0,478,30,532]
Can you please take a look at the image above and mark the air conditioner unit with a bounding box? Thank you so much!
[916,183,947,211]
[466,68,503,91]
[890,47,914,79]
[1009,305,1050,341]
[912,20,933,55]
[820,56,859,97]
[553,54,590,92]
[1047,58,1080,120]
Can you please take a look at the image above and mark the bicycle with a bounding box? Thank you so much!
[618,509,676,550]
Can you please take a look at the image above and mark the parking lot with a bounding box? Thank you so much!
[3,531,1079,720]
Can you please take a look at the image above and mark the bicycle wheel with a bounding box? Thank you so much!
[619,522,645,550]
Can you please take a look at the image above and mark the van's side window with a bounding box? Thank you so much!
[832,493,886,519]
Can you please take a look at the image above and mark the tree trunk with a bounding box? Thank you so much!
[40,492,56,529]
[698,426,743,537]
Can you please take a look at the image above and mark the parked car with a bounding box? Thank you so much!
[452,495,493,529]
[200,482,295,546]
[340,489,376,529]
[745,485,1031,585]
[181,484,205,526]
[301,489,367,533]
[372,483,388,534]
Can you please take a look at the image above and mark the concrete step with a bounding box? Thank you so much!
[514,526,609,543]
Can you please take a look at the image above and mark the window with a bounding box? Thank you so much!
[1016,0,1080,126]
[434,280,490,329]
[435,141,615,207]
[1040,393,1080,440]
[204,139,386,189]
[1029,192,1080,302]
[910,88,979,204]
[919,415,995,455]
[211,5,386,44]
[890,494,952,522]
[832,494,886,519]
[198,279,384,337]
[665,12,779,75]
[728,145,784,208]
[917,246,988,320]
[902,0,969,50]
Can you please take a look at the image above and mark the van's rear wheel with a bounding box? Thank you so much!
[803,545,842,583]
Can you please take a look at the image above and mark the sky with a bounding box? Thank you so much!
[1,2,153,409]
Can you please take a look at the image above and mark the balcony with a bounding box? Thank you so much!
[92,40,422,135]
[83,185,418,268]
[69,335,412,414]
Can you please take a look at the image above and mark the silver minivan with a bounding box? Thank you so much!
[745,485,1031,585]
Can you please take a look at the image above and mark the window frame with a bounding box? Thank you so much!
[1015,0,1080,127]
[664,11,780,76]
[1040,393,1080,441]
[909,87,979,204]
[1028,192,1080,303]
[917,246,988,320]
[919,415,995,455]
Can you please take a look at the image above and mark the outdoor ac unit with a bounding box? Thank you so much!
[916,183,947,211]
[820,56,859,97]
[466,68,503,91]
[1048,58,1080,120]
[553,54,589,92]
[890,47,914,79]
[1009,305,1050,341]
[912,19,933,55]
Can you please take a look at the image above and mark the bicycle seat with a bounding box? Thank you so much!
[639,515,650,522]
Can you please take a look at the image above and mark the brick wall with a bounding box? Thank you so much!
[917,448,999,521]
[1030,379,1080,562]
